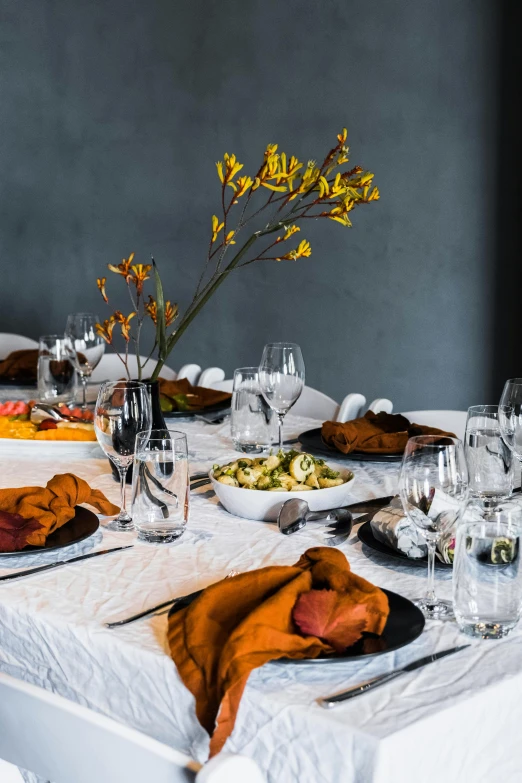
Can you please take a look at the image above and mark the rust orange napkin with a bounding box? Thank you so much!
[168,547,389,756]
[322,411,456,455]
[158,377,231,410]
[0,473,119,550]
[0,350,39,382]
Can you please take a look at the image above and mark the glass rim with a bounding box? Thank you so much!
[504,378,522,384]
[100,380,148,389]
[467,404,500,413]
[136,428,187,440]
[39,334,67,341]
[406,434,461,447]
[262,342,301,349]
[233,366,260,374]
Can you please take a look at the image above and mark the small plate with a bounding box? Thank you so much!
[163,398,231,419]
[298,428,403,463]
[169,587,425,663]
[0,506,99,557]
[357,520,451,569]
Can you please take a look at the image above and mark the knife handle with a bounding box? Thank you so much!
[318,670,404,708]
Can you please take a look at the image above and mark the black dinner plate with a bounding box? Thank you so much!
[0,506,99,557]
[357,520,451,569]
[298,428,403,463]
[163,397,231,419]
[0,377,36,388]
[168,586,425,663]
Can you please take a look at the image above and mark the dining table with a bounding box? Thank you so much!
[0,400,521,783]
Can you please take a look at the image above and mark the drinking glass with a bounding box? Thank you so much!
[231,367,277,452]
[65,313,105,410]
[465,405,514,507]
[131,429,189,543]
[398,435,469,618]
[94,381,152,530]
[258,342,305,450]
[37,335,77,404]
[499,379,522,476]
[454,502,522,639]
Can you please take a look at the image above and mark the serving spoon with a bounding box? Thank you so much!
[277,498,354,537]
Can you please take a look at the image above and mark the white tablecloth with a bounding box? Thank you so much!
[0,415,521,783]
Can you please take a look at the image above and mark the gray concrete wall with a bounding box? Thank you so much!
[0,0,499,410]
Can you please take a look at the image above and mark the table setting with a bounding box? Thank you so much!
[1,129,522,783]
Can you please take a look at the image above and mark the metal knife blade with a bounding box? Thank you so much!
[0,545,134,582]
[317,644,470,707]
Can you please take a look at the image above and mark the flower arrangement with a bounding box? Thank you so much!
[95,127,379,380]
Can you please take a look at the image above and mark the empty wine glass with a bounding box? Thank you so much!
[399,435,469,618]
[94,381,152,530]
[499,379,522,472]
[65,313,105,410]
[258,342,305,450]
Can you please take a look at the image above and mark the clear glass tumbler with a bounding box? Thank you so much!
[454,502,522,639]
[37,335,77,404]
[231,367,277,453]
[465,404,514,507]
[131,429,189,543]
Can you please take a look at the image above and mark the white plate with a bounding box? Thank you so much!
[210,467,355,522]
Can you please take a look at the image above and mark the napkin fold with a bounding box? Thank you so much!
[322,411,456,455]
[0,473,119,549]
[0,350,39,382]
[159,377,231,410]
[168,547,389,756]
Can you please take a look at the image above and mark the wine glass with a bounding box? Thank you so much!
[258,342,305,450]
[65,313,105,410]
[398,435,469,618]
[94,381,152,530]
[499,379,522,469]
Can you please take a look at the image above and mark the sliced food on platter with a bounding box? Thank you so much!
[0,401,96,443]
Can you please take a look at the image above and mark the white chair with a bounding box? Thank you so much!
[199,367,225,388]
[0,333,38,359]
[90,353,177,382]
[401,410,467,441]
[367,398,394,415]
[210,379,366,423]
[177,363,202,385]
[0,671,265,783]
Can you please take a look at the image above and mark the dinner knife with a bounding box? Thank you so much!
[0,545,134,582]
[317,644,470,708]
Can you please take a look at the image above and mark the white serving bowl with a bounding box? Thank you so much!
[210,468,355,522]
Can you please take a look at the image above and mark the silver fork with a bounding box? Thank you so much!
[105,570,239,628]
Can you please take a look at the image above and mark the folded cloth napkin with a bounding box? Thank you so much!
[322,411,456,455]
[369,492,476,564]
[0,350,39,382]
[168,547,389,756]
[0,473,119,550]
[158,377,231,410]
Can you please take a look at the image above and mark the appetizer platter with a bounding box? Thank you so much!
[0,400,99,453]
[210,450,354,521]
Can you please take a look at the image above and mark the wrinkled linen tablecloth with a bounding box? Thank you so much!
[0,414,521,783]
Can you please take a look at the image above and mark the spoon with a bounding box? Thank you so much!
[277,498,354,537]
[30,403,85,424]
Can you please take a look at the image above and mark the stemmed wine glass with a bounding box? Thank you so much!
[65,313,105,410]
[258,342,305,450]
[94,381,152,530]
[398,435,469,619]
[499,379,522,470]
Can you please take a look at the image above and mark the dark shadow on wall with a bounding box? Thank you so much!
[491,0,522,398]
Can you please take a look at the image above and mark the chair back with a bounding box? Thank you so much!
[0,333,38,359]
[90,354,177,382]
[177,364,201,385]
[0,673,264,783]
[337,393,366,422]
[199,367,225,388]
[401,410,467,441]
[367,398,393,415]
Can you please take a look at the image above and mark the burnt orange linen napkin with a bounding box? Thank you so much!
[158,377,231,409]
[0,473,119,548]
[322,411,456,455]
[0,350,39,381]
[168,547,389,756]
